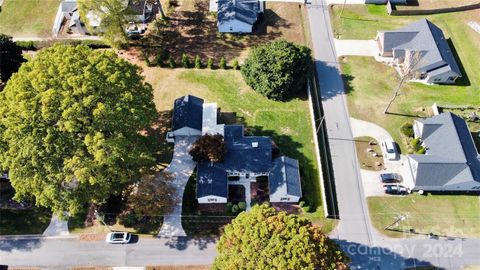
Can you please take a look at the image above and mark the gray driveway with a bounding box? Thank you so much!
[334,39,378,57]
[42,214,69,237]
[158,136,198,237]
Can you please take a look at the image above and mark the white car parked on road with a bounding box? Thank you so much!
[381,140,398,160]
[105,232,131,244]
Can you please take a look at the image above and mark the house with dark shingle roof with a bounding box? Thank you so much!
[217,0,264,33]
[169,95,302,204]
[376,19,462,84]
[407,112,480,192]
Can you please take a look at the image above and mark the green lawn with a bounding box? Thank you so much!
[368,194,480,238]
[333,5,480,152]
[146,67,335,230]
[0,208,51,235]
[0,0,61,38]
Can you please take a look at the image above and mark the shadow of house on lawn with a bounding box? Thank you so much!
[446,39,471,87]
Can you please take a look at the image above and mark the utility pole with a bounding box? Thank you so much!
[94,210,113,232]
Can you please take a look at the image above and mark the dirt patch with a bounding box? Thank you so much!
[138,0,307,63]
[354,136,384,171]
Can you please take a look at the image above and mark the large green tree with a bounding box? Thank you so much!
[213,204,349,270]
[0,45,157,215]
[241,40,312,101]
[78,0,130,48]
[0,34,25,83]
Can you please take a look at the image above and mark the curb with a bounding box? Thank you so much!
[0,234,78,240]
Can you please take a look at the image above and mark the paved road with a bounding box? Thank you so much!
[158,136,198,237]
[308,0,373,246]
[307,1,480,269]
[0,236,216,268]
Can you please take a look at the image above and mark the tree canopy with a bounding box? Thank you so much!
[213,204,349,270]
[189,134,226,163]
[78,0,130,48]
[0,45,157,215]
[0,34,25,83]
[241,40,312,101]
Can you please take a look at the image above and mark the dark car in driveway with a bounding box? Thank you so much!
[380,173,402,183]
[383,184,409,195]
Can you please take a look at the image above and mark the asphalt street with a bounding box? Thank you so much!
[0,236,216,268]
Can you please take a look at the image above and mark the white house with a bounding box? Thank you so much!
[217,0,264,33]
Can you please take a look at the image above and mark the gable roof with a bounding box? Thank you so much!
[124,0,146,15]
[197,162,228,198]
[410,112,480,188]
[269,156,302,198]
[221,125,272,173]
[172,95,204,131]
[378,19,461,76]
[217,0,260,25]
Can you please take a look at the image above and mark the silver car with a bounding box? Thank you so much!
[105,232,131,244]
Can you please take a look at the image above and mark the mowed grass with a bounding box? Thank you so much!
[368,194,480,238]
[0,0,61,38]
[146,67,335,230]
[331,6,480,152]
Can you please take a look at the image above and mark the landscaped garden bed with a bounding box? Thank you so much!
[354,136,384,171]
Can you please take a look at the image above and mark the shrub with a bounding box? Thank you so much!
[416,147,426,154]
[194,55,202,69]
[15,40,37,50]
[299,201,305,208]
[155,54,163,67]
[238,202,246,211]
[181,53,190,68]
[232,59,239,70]
[207,58,213,69]
[232,204,239,213]
[168,56,176,68]
[411,137,420,148]
[219,56,227,69]
[400,122,414,138]
[241,40,312,101]
[302,205,310,213]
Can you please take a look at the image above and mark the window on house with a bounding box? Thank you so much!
[434,78,442,82]
[448,76,456,81]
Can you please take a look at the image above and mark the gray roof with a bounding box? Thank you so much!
[269,156,302,198]
[410,112,480,188]
[172,95,203,131]
[60,1,77,13]
[217,0,260,25]
[379,19,461,76]
[221,125,272,173]
[197,162,228,198]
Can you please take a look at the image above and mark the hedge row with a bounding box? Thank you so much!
[16,39,110,51]
[145,51,239,70]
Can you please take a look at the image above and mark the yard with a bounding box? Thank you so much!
[354,136,384,171]
[141,0,308,64]
[368,194,480,238]
[0,0,61,38]
[143,65,335,232]
[332,5,480,152]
